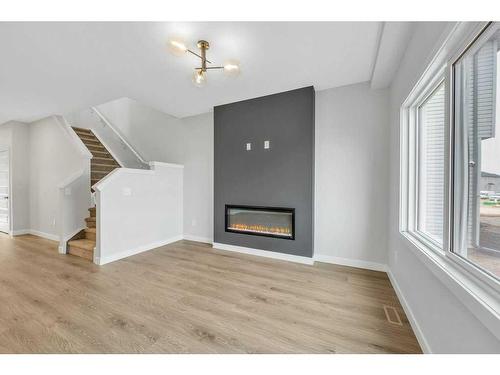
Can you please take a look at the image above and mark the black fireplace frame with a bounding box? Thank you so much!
[225,204,295,240]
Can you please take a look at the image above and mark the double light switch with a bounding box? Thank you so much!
[245,140,271,150]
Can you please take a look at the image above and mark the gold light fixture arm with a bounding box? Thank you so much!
[186,49,213,64]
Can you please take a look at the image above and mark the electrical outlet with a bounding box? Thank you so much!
[264,140,270,149]
[122,187,132,196]
[246,143,252,151]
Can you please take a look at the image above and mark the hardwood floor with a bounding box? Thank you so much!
[0,233,421,353]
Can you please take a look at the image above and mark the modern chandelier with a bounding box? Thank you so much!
[168,38,240,87]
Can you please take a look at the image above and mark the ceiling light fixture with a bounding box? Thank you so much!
[169,39,240,87]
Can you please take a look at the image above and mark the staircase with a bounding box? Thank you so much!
[72,127,121,187]
[66,127,120,261]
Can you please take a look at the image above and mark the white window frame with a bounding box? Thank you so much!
[400,21,500,340]
[403,73,446,253]
[447,22,500,291]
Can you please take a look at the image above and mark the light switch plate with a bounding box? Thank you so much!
[264,140,270,149]
[122,187,132,196]
[64,187,72,196]
[246,143,252,151]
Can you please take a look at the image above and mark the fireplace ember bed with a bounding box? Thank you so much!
[225,205,295,240]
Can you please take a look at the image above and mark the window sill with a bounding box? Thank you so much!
[399,231,500,341]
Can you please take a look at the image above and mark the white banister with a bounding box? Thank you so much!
[57,166,92,254]
[91,107,149,168]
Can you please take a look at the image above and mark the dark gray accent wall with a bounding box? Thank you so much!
[214,86,315,257]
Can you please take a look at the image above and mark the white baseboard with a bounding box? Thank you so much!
[11,229,30,236]
[13,229,59,242]
[387,270,431,354]
[183,234,213,244]
[29,230,59,242]
[96,234,184,265]
[212,242,314,265]
[313,254,388,272]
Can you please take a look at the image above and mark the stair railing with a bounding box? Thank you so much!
[90,107,149,169]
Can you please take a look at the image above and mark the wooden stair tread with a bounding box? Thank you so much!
[90,150,111,157]
[92,157,118,165]
[87,144,106,151]
[75,133,93,139]
[74,134,95,141]
[84,226,96,241]
[87,142,105,148]
[72,126,91,133]
[68,239,95,251]
[92,170,111,176]
[85,216,96,222]
[68,245,94,261]
[91,162,119,168]
[91,165,117,173]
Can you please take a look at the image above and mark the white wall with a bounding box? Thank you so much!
[0,121,30,233]
[97,98,185,164]
[314,83,390,269]
[388,22,500,353]
[29,116,88,239]
[97,98,214,243]
[94,162,183,264]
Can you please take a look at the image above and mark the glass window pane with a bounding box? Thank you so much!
[417,82,445,245]
[453,24,500,279]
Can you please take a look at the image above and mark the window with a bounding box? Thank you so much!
[402,23,500,280]
[452,24,500,280]
[400,21,500,338]
[400,72,446,253]
[417,82,446,246]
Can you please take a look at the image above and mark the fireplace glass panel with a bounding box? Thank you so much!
[225,205,294,239]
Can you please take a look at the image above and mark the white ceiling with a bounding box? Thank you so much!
[0,22,411,124]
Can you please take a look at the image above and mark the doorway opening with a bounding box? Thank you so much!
[0,149,10,234]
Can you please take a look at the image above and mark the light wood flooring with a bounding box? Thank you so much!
[0,233,421,353]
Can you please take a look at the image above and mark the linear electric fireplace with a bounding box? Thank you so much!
[225,205,295,240]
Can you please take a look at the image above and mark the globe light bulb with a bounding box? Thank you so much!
[192,70,207,87]
[223,60,240,77]
[168,38,188,56]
